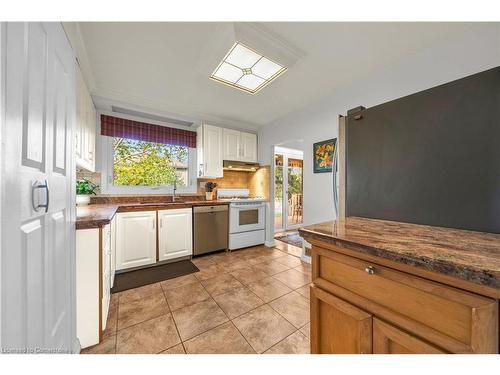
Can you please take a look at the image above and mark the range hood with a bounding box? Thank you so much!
[223,160,260,172]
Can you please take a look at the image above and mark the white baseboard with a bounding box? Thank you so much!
[300,254,312,264]
[73,338,81,354]
[265,240,276,248]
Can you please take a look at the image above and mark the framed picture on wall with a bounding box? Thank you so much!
[313,138,336,173]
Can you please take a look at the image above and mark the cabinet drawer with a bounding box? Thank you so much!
[313,246,498,353]
[102,224,111,252]
[103,248,111,280]
[101,272,110,330]
[102,271,110,297]
[373,318,446,354]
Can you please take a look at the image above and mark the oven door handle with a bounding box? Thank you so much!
[231,205,265,209]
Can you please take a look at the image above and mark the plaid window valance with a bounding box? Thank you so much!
[100,115,196,148]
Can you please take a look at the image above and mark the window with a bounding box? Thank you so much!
[101,136,197,194]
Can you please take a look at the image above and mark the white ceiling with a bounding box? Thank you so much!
[72,22,479,130]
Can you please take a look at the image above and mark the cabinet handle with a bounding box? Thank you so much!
[364,266,375,275]
[152,219,155,230]
[160,218,163,228]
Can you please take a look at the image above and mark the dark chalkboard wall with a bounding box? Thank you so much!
[346,66,500,233]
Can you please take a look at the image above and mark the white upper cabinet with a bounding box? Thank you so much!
[222,129,257,163]
[158,208,193,261]
[222,128,241,161]
[197,124,223,178]
[75,65,96,172]
[240,132,257,162]
[198,124,258,177]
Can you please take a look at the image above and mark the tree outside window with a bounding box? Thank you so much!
[113,137,189,187]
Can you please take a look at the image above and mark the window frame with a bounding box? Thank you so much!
[100,135,197,195]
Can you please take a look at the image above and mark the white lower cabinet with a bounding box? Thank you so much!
[115,211,157,270]
[76,220,115,349]
[77,208,193,349]
[110,216,117,287]
[158,208,193,261]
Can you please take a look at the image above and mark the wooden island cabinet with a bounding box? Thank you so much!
[300,217,500,354]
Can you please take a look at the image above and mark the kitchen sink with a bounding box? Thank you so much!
[138,201,186,205]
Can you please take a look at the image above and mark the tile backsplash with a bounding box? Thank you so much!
[248,166,270,199]
[198,166,270,200]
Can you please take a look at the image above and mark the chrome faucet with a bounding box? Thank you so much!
[172,178,178,202]
[172,165,179,202]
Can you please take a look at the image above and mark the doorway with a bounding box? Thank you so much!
[274,146,304,232]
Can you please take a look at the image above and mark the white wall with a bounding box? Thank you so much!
[259,24,500,235]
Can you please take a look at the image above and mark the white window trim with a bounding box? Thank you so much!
[100,135,197,195]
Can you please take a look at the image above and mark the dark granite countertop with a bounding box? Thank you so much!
[76,205,118,230]
[76,200,229,230]
[299,217,500,290]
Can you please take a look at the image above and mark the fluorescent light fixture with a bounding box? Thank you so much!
[210,42,287,94]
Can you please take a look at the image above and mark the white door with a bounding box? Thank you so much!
[203,124,223,178]
[240,132,257,162]
[222,128,240,161]
[1,23,76,352]
[274,150,304,231]
[158,208,192,261]
[115,211,157,270]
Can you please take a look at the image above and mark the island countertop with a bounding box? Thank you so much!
[299,217,500,290]
[76,200,230,230]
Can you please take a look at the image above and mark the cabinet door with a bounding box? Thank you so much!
[110,216,116,287]
[75,67,85,163]
[240,132,257,162]
[158,208,193,261]
[86,99,96,171]
[373,318,446,354]
[75,65,96,171]
[222,128,241,161]
[82,92,96,170]
[203,124,223,177]
[311,286,372,354]
[115,211,157,270]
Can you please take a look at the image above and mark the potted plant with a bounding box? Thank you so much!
[204,182,217,201]
[76,179,98,205]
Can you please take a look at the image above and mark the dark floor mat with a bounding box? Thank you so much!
[275,232,304,248]
[111,260,199,293]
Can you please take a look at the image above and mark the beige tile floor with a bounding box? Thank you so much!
[82,245,311,354]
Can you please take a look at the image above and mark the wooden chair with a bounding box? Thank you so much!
[290,193,303,223]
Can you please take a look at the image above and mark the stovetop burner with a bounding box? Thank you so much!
[216,188,265,202]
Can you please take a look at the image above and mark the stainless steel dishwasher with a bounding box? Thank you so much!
[193,205,229,256]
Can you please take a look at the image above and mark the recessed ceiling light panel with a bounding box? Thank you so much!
[210,42,287,94]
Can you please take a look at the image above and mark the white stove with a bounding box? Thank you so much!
[217,188,265,202]
[216,189,267,250]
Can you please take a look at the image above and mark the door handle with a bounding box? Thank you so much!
[32,180,49,213]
